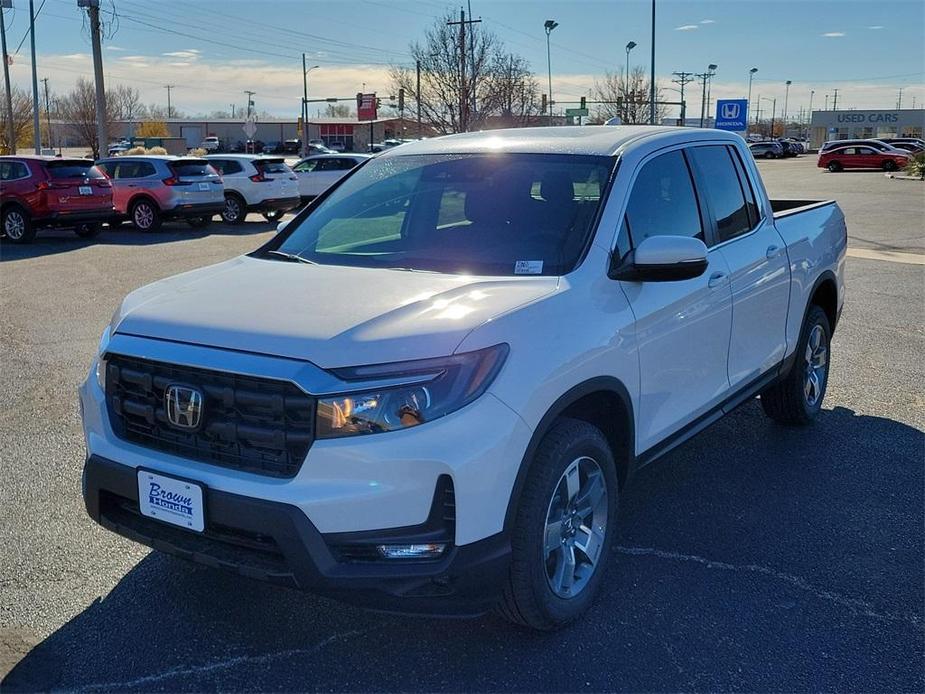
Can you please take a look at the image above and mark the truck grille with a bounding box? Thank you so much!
[104,355,315,478]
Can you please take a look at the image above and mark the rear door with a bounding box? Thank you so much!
[688,144,790,388]
[43,159,112,213]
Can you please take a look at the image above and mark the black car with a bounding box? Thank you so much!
[283,139,302,154]
[262,141,285,154]
[778,140,800,157]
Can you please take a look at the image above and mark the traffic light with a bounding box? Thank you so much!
[398,88,405,111]
[541,94,547,113]
[580,96,586,110]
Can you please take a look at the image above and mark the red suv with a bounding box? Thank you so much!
[0,156,114,243]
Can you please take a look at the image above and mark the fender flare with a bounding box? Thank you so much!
[502,376,635,532]
[805,269,839,332]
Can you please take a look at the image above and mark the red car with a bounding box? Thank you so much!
[818,145,910,173]
[0,155,114,244]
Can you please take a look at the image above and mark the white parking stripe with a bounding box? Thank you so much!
[847,248,925,265]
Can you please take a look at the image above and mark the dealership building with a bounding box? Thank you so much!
[808,108,924,147]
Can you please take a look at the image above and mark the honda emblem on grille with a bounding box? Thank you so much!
[165,385,203,429]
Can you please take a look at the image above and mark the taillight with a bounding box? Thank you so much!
[162,176,180,186]
[249,172,267,182]
[36,180,50,191]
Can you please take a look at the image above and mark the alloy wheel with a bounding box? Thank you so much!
[544,456,608,599]
[134,203,154,230]
[223,197,241,222]
[4,210,25,240]
[803,324,828,407]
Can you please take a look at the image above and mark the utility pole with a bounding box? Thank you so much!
[302,54,308,156]
[783,80,791,136]
[467,0,476,122]
[164,85,174,118]
[831,88,839,111]
[447,10,481,132]
[28,0,40,153]
[648,0,656,125]
[41,76,51,150]
[415,58,421,135]
[671,71,695,125]
[230,104,235,118]
[82,0,108,157]
[897,87,903,110]
[807,89,814,143]
[696,65,716,128]
[747,67,758,129]
[1,0,16,154]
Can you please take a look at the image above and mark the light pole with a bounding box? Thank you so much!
[698,63,716,127]
[782,79,791,136]
[648,0,656,125]
[544,19,558,123]
[807,89,814,143]
[761,96,776,138]
[301,59,318,157]
[624,41,636,121]
[705,64,717,125]
[747,67,758,129]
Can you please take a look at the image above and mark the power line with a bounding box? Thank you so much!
[13,0,44,54]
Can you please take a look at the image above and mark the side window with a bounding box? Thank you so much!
[624,149,703,245]
[336,158,358,171]
[292,160,318,173]
[135,161,156,177]
[113,162,139,179]
[314,159,339,172]
[95,162,111,177]
[1,161,29,180]
[728,146,761,227]
[688,145,752,243]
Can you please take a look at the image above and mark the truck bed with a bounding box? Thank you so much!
[770,199,836,218]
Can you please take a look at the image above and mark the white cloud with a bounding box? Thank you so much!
[163,50,201,59]
[119,55,149,61]
[168,62,191,67]
[675,25,699,31]
[821,32,846,37]
[700,19,716,24]
[868,25,884,29]
[106,46,126,52]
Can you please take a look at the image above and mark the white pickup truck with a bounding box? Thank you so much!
[80,126,846,630]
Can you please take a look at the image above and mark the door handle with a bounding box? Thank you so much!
[766,244,781,259]
[708,271,728,288]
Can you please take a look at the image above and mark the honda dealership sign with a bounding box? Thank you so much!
[715,99,748,131]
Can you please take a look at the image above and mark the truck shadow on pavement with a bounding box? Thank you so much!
[0,222,278,262]
[4,404,923,692]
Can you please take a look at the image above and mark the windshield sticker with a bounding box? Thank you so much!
[514,260,544,275]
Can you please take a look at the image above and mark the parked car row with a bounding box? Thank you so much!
[747,139,805,159]
[1,152,370,243]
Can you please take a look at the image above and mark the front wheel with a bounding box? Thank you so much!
[498,419,618,630]
[882,160,898,172]
[765,152,775,159]
[761,305,831,425]
[74,222,102,238]
[263,210,284,222]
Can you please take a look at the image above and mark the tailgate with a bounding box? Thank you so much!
[44,160,112,211]
[255,158,298,197]
[169,159,223,203]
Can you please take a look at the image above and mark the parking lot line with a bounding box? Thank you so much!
[847,248,925,265]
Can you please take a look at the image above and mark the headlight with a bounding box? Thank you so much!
[95,325,111,391]
[316,344,508,439]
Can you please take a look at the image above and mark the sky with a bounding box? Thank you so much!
[2,0,924,120]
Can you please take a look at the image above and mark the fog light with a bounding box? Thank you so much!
[376,543,447,559]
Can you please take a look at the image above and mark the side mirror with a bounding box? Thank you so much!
[609,235,709,282]
[276,219,289,234]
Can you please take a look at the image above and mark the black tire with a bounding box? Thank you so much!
[1,205,36,243]
[765,152,775,159]
[186,216,212,228]
[221,193,246,225]
[263,210,284,222]
[498,418,619,631]
[882,160,897,172]
[761,305,832,425]
[827,162,842,173]
[130,198,162,232]
[74,222,102,238]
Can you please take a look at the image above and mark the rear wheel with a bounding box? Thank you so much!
[826,161,842,172]
[765,151,775,159]
[221,193,246,224]
[130,199,162,232]
[263,210,284,222]
[2,205,35,243]
[761,305,831,425]
[74,222,102,238]
[186,216,212,228]
[498,419,618,630]
[882,160,898,172]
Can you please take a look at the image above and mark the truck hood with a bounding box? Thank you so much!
[113,256,558,368]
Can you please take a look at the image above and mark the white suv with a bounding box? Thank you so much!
[204,154,300,223]
[81,127,846,629]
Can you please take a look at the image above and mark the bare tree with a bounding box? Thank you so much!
[111,85,142,121]
[592,67,668,124]
[58,77,115,157]
[390,10,539,134]
[0,86,33,153]
[324,103,352,118]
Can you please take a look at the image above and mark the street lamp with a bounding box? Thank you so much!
[747,67,758,128]
[699,63,717,127]
[544,19,558,122]
[806,89,815,143]
[705,64,717,125]
[625,41,636,81]
[783,80,792,134]
[301,60,319,157]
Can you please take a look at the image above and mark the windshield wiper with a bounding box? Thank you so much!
[265,250,316,265]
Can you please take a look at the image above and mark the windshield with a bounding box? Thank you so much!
[265,153,614,276]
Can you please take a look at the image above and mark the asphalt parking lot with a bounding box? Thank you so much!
[1,155,923,691]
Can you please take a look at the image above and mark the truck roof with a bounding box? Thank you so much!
[380,125,742,158]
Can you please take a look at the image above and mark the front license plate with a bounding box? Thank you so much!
[137,470,205,532]
[198,182,210,191]
[79,185,93,195]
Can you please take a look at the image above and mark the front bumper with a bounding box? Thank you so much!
[83,455,510,614]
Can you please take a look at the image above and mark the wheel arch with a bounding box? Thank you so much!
[128,193,161,214]
[807,270,839,334]
[502,377,635,533]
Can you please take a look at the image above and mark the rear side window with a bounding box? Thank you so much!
[292,159,318,173]
[0,161,30,180]
[727,146,761,227]
[688,145,752,243]
[113,161,155,179]
[45,160,106,179]
[171,160,217,177]
[210,159,242,175]
[255,159,291,175]
[622,149,703,245]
